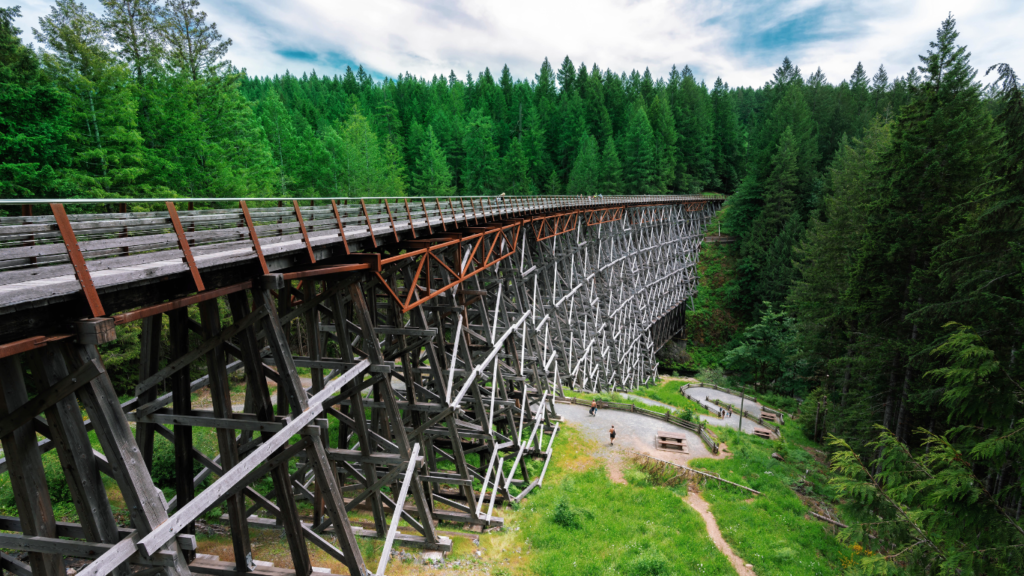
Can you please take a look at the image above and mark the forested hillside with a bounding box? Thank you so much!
[3,1,1024,571]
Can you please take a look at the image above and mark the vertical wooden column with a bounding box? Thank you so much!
[0,355,64,576]
[227,291,311,574]
[36,346,129,576]
[349,281,439,542]
[199,299,254,572]
[67,344,191,576]
[344,284,388,535]
[328,285,353,491]
[256,276,365,576]
[277,283,293,416]
[303,282,326,526]
[168,308,195,561]
[136,314,162,469]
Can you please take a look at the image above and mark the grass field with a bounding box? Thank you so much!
[0,394,848,576]
[689,423,849,576]
[191,425,738,576]
[630,379,712,416]
[483,425,736,576]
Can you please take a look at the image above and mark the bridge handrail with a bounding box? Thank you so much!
[0,194,723,311]
[0,193,725,206]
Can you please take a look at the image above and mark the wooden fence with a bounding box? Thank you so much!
[626,450,760,495]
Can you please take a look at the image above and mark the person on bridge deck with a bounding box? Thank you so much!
[590,400,597,416]
[609,426,616,446]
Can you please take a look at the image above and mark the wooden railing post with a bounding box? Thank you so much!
[51,203,105,317]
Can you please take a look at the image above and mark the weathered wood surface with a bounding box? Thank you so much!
[0,197,721,576]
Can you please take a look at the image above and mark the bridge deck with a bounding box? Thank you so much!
[0,195,720,344]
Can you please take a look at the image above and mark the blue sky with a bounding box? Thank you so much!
[13,0,1024,88]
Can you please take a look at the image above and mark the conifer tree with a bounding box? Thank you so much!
[554,92,587,181]
[788,121,891,416]
[669,65,715,192]
[413,126,454,196]
[34,0,150,197]
[647,93,677,192]
[500,136,533,195]
[639,68,655,106]
[161,0,231,80]
[521,105,551,186]
[738,126,801,310]
[566,133,599,195]
[579,62,612,144]
[620,102,659,194]
[535,57,556,102]
[556,55,576,95]
[461,107,499,195]
[0,6,69,199]
[831,15,998,451]
[545,169,561,195]
[710,77,743,192]
[599,136,623,195]
[258,87,299,194]
[100,0,163,83]
[333,108,405,196]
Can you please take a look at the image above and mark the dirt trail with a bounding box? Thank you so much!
[685,492,755,576]
[558,401,755,575]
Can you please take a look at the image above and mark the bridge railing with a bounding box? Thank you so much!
[0,195,722,311]
[0,195,720,268]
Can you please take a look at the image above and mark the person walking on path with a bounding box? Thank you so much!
[590,400,598,417]
[609,426,616,446]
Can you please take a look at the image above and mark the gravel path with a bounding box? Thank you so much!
[622,392,766,436]
[557,402,720,480]
[679,387,770,435]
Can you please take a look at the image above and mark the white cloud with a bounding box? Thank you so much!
[12,0,1024,88]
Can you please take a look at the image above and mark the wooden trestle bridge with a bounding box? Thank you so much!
[0,194,721,576]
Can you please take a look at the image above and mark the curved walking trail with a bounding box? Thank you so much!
[621,389,765,436]
[557,402,756,575]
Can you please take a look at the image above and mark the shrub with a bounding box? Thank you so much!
[42,452,73,505]
[624,548,671,576]
[696,367,728,388]
[151,434,202,489]
[550,494,582,529]
[773,438,790,460]
[623,469,650,487]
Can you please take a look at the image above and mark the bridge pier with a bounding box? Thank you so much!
[0,195,720,575]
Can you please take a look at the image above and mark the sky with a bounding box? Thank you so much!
[12,0,1024,88]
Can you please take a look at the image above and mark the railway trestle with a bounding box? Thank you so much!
[0,194,721,576]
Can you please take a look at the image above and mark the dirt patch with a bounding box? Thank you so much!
[684,492,756,576]
[605,451,627,484]
[802,445,829,467]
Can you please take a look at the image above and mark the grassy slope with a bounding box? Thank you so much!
[193,425,738,576]
[690,422,849,576]
[630,379,712,415]
[486,425,736,576]
[562,388,707,421]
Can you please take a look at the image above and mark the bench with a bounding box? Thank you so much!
[655,431,689,453]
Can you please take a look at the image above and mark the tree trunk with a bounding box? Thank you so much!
[895,321,919,444]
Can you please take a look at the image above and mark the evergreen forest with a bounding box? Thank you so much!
[2,0,1024,573]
